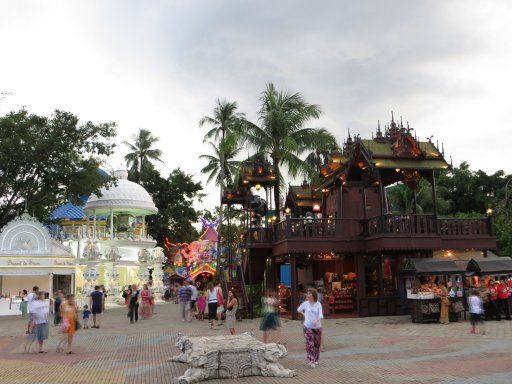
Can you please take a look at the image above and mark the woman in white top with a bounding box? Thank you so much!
[207,282,218,329]
[297,287,323,368]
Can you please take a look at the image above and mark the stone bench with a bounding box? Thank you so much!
[169,332,296,384]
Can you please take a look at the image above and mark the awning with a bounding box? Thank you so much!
[466,257,512,275]
[401,259,466,276]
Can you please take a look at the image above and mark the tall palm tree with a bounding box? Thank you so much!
[242,83,338,220]
[199,100,245,264]
[123,129,163,183]
[199,136,242,186]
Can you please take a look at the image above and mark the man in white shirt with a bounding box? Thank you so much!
[25,286,39,334]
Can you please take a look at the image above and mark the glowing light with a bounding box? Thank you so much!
[395,168,401,173]
[255,183,262,190]
[313,204,321,212]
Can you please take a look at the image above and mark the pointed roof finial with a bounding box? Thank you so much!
[442,142,445,155]
[391,111,394,122]
[400,116,403,128]
[348,128,351,139]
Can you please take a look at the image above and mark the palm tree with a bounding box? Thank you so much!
[200,136,242,186]
[199,100,245,261]
[242,83,338,220]
[123,129,163,183]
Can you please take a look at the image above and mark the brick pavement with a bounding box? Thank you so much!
[1,304,512,383]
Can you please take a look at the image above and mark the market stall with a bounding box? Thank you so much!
[401,259,466,323]
[465,257,512,320]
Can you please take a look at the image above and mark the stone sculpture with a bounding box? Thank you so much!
[169,332,296,384]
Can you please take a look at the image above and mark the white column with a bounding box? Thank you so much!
[93,210,97,239]
[71,273,75,295]
[110,208,114,239]
[142,216,145,238]
[49,273,54,299]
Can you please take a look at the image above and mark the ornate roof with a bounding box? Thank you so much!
[0,212,72,256]
[84,170,158,216]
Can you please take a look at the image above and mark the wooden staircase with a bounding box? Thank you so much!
[219,264,251,319]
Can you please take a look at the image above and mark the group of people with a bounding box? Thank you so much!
[21,286,79,354]
[122,283,155,323]
[176,280,239,334]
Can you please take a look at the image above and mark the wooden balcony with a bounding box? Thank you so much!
[250,215,495,255]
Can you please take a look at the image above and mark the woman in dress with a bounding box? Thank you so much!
[297,288,323,368]
[260,290,281,343]
[140,284,152,320]
[439,281,450,325]
[225,290,238,335]
[59,294,78,354]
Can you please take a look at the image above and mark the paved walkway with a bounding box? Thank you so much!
[1,303,512,383]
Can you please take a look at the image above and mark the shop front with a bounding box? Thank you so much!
[0,213,76,313]
[276,253,358,318]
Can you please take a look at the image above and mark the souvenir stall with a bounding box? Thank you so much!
[465,257,512,317]
[401,259,466,323]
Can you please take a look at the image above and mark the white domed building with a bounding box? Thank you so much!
[58,170,164,300]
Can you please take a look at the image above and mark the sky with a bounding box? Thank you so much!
[1,0,511,213]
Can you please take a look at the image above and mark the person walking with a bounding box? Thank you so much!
[178,280,192,322]
[26,286,39,334]
[297,288,323,368]
[54,290,64,325]
[260,290,281,343]
[215,282,225,326]
[189,282,199,319]
[82,305,91,329]
[225,290,238,335]
[58,294,78,354]
[468,289,485,335]
[89,285,104,328]
[197,291,206,321]
[207,282,218,329]
[31,291,50,354]
[100,285,107,311]
[140,284,152,320]
[128,284,140,324]
[489,281,500,320]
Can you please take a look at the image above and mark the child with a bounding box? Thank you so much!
[83,304,91,329]
[196,291,206,320]
[468,289,484,335]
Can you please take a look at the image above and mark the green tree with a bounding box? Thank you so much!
[199,136,242,186]
[123,128,163,184]
[0,109,116,226]
[199,99,245,257]
[386,180,450,215]
[139,168,204,246]
[242,83,338,219]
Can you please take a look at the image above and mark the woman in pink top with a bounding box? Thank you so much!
[140,284,152,320]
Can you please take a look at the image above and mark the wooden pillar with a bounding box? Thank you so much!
[336,184,343,218]
[379,175,385,232]
[362,186,367,219]
[71,273,75,295]
[290,254,298,320]
[431,170,439,232]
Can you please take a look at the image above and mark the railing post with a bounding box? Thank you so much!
[285,217,291,239]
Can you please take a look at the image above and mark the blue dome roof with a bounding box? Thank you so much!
[50,196,88,220]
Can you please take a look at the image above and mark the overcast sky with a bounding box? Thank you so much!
[1,1,511,213]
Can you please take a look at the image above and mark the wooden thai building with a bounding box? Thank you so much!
[242,116,496,319]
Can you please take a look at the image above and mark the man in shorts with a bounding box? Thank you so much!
[89,286,104,328]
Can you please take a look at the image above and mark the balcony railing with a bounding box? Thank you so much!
[256,214,492,243]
